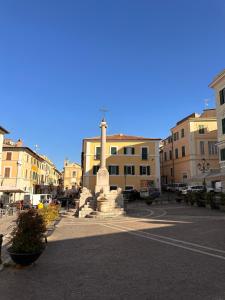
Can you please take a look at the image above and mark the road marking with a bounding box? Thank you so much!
[101,223,225,261]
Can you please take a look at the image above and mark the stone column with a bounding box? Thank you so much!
[95,118,109,194]
[100,119,107,169]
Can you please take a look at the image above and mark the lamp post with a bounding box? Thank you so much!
[197,158,210,191]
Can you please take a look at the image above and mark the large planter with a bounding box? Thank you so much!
[219,205,225,212]
[8,247,45,266]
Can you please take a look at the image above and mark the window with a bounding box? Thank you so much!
[173,132,179,141]
[200,141,205,155]
[220,88,225,105]
[95,147,101,160]
[169,150,172,160]
[124,165,135,175]
[164,152,167,161]
[199,125,205,134]
[93,165,100,175]
[140,166,150,175]
[6,152,12,160]
[142,147,148,160]
[125,186,133,191]
[4,167,10,178]
[72,171,76,178]
[170,168,173,176]
[222,118,225,134]
[221,148,225,161]
[168,136,173,143]
[208,141,217,155]
[108,165,119,175]
[110,147,117,155]
[182,146,185,157]
[124,147,135,155]
[175,148,178,159]
[110,186,117,191]
[181,129,185,138]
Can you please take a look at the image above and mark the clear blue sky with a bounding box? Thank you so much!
[1,0,225,170]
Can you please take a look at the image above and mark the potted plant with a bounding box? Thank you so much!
[8,209,46,266]
[210,192,220,209]
[219,192,225,212]
[196,191,206,207]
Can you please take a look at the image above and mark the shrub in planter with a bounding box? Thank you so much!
[187,192,196,206]
[219,192,225,212]
[210,193,220,209]
[37,205,59,226]
[8,209,46,266]
[196,191,206,207]
[145,197,153,205]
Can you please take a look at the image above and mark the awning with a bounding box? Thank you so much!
[0,186,26,193]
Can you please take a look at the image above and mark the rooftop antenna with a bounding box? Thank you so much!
[204,99,209,109]
[99,107,109,121]
[34,144,40,153]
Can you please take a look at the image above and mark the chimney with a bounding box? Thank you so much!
[16,139,23,147]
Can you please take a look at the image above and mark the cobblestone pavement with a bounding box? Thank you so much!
[1,202,225,300]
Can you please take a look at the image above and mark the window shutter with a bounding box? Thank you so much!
[116,166,119,175]
[140,166,142,175]
[132,166,135,175]
[124,148,127,155]
[132,148,135,155]
[220,90,224,105]
[124,166,126,175]
[108,166,111,175]
[147,166,150,175]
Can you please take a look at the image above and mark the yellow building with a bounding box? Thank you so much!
[0,138,61,204]
[63,160,82,190]
[209,69,225,190]
[82,134,161,192]
[160,109,219,186]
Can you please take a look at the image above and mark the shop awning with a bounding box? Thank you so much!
[0,186,25,193]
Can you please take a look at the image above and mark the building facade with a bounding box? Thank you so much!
[63,160,82,190]
[82,134,161,192]
[0,139,61,203]
[209,69,225,190]
[160,109,219,186]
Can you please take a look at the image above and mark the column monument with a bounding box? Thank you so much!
[95,118,110,194]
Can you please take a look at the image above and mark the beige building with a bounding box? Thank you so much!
[160,109,219,186]
[82,134,161,193]
[63,160,82,190]
[0,138,61,203]
[209,69,225,190]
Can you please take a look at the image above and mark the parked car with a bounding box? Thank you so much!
[181,185,205,195]
[140,188,160,200]
[123,190,140,201]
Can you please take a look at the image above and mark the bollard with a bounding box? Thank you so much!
[0,234,3,265]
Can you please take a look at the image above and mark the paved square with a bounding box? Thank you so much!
[1,202,225,300]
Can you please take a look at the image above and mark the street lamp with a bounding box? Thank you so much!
[197,158,210,190]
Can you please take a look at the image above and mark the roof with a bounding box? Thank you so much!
[0,126,9,134]
[209,69,225,88]
[84,134,161,141]
[3,146,44,161]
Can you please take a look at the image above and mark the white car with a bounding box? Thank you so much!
[181,185,205,195]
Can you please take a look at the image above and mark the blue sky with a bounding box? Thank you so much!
[0,0,225,170]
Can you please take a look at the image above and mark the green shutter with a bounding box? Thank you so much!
[147,166,150,175]
[132,148,135,155]
[124,148,127,155]
[222,118,225,134]
[116,166,119,175]
[132,166,135,175]
[124,166,126,175]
